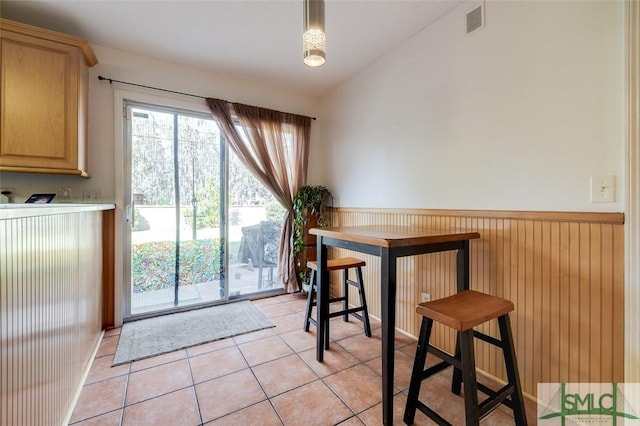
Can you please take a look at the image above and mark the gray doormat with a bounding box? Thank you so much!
[112,301,274,365]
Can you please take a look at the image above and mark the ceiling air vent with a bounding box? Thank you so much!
[466,4,483,34]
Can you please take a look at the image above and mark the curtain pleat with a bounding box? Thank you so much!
[206,98,311,292]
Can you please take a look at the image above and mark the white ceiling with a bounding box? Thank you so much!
[1,0,461,96]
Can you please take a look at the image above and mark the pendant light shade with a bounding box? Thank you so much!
[303,0,325,67]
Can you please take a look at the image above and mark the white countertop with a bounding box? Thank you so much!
[0,203,116,219]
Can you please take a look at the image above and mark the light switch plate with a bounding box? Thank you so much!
[590,175,615,203]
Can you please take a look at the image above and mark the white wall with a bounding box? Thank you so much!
[0,44,319,204]
[313,0,624,212]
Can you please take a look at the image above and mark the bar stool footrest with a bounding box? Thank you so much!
[345,278,360,288]
[420,360,453,381]
[411,400,452,426]
[426,346,462,370]
[473,330,503,347]
[328,306,366,318]
[478,384,516,417]
[349,312,366,323]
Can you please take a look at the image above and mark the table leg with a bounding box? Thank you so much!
[456,240,470,292]
[381,248,396,425]
[316,238,328,362]
[452,241,470,395]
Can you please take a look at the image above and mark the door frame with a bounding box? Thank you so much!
[625,0,639,382]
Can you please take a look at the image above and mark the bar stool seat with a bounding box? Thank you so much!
[404,290,527,425]
[303,257,372,349]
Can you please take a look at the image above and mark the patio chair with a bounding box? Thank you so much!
[239,220,282,289]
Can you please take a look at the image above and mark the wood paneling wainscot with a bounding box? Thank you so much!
[328,208,624,398]
[0,205,113,426]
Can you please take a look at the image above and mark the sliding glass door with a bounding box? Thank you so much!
[124,102,225,318]
[123,101,284,320]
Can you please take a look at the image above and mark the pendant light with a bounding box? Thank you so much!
[303,0,326,66]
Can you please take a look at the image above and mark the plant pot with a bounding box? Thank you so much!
[302,213,319,245]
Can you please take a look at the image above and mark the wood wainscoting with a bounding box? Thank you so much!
[102,208,115,328]
[329,208,625,398]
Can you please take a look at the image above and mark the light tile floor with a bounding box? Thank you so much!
[70,293,538,425]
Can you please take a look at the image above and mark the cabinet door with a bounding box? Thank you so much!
[0,31,80,172]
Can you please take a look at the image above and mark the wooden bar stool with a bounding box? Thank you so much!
[303,257,372,349]
[404,290,527,426]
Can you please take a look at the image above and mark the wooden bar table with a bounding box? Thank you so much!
[309,225,480,426]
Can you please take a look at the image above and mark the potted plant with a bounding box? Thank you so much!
[292,185,333,289]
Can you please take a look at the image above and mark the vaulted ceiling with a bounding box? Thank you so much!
[2,0,462,95]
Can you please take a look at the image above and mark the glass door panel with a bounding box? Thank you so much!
[227,150,285,297]
[126,103,226,318]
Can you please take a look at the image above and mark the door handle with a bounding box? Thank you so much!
[125,204,132,225]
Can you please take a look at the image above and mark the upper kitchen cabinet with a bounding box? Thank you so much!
[0,19,98,177]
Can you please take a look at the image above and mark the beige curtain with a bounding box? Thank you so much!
[206,98,311,292]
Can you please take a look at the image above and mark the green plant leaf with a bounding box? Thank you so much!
[292,185,332,285]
